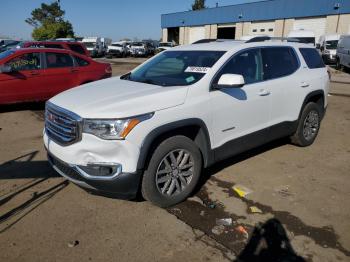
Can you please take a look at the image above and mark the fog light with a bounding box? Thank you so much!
[77,163,122,180]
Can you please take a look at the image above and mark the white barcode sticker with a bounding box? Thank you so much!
[185,66,211,73]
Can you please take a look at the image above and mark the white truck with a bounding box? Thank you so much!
[101,37,112,56]
[107,41,128,58]
[82,37,104,57]
[44,38,329,207]
[318,34,341,64]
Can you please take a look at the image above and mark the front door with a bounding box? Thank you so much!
[209,48,271,160]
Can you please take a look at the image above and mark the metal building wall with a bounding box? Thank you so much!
[161,0,350,28]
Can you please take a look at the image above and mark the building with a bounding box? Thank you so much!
[161,0,350,44]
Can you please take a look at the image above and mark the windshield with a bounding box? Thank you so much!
[0,50,15,60]
[132,42,144,47]
[123,51,225,87]
[293,37,315,45]
[326,40,338,50]
[111,44,122,47]
[159,43,172,47]
[83,42,96,48]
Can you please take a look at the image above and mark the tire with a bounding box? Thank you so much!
[290,102,321,147]
[141,135,202,207]
[336,58,343,71]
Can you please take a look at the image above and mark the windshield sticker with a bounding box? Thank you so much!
[185,66,211,74]
[185,76,196,83]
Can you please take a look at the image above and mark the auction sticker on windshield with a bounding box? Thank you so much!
[185,66,211,73]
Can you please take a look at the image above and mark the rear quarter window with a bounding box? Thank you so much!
[299,48,325,69]
[69,44,86,55]
[74,56,89,66]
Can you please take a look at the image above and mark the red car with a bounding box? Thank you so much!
[0,48,112,105]
[20,41,90,57]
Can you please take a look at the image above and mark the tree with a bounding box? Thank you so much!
[192,0,207,10]
[25,2,74,40]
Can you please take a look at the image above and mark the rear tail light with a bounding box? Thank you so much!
[105,64,112,74]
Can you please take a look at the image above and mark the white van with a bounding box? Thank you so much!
[336,35,350,70]
[318,34,340,64]
[288,30,315,46]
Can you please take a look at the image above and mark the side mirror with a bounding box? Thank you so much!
[216,74,245,88]
[316,44,320,49]
[0,65,13,73]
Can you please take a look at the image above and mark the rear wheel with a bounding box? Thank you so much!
[141,136,202,207]
[291,102,321,147]
[336,58,344,71]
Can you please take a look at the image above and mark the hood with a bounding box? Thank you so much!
[108,46,123,51]
[49,77,188,119]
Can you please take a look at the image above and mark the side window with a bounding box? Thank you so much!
[299,48,325,69]
[261,47,299,80]
[46,52,73,68]
[74,56,89,66]
[6,53,41,71]
[69,44,85,55]
[215,48,263,85]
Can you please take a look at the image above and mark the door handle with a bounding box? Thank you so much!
[71,68,79,73]
[258,89,270,96]
[301,82,310,88]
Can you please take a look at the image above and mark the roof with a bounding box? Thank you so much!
[162,0,350,28]
[171,40,312,52]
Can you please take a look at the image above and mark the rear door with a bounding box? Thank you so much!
[260,47,301,127]
[40,52,79,97]
[0,52,44,104]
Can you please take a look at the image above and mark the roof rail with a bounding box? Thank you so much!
[246,36,300,43]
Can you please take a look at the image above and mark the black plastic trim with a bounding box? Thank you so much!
[137,118,213,170]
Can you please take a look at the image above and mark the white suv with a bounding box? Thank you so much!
[44,39,329,207]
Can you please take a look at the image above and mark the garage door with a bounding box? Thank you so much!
[189,26,205,44]
[250,21,275,37]
[293,17,326,43]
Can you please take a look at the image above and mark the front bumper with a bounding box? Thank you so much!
[322,54,337,64]
[47,152,141,198]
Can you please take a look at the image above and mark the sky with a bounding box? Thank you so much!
[0,0,266,41]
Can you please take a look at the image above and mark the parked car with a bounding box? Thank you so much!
[288,30,316,46]
[156,42,175,53]
[0,40,21,53]
[336,35,350,71]
[44,39,329,207]
[130,42,154,57]
[318,34,340,64]
[106,42,128,58]
[20,41,90,57]
[0,48,111,105]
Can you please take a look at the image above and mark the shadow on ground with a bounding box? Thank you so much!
[0,151,67,233]
[235,219,305,262]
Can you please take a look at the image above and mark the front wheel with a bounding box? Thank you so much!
[290,102,321,147]
[336,58,343,71]
[141,136,202,207]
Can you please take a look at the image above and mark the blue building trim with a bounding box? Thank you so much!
[161,0,350,28]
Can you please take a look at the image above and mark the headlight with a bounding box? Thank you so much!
[324,50,330,54]
[83,113,154,140]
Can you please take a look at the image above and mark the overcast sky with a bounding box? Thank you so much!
[0,0,266,41]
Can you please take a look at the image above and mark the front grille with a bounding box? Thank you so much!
[48,153,84,182]
[45,102,82,146]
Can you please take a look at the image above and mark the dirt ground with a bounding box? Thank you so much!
[0,59,349,262]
